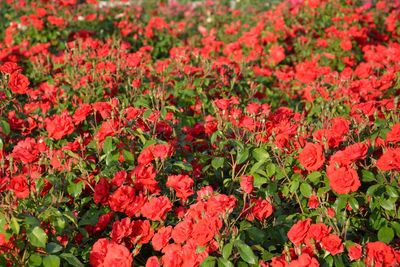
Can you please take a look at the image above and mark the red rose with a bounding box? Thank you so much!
[365,241,397,267]
[12,138,39,164]
[386,123,400,143]
[111,171,127,187]
[90,238,132,267]
[9,175,30,199]
[166,175,194,201]
[172,220,192,244]
[111,218,132,244]
[298,142,325,171]
[287,219,311,246]
[308,195,319,209]
[138,146,154,165]
[0,62,22,74]
[240,175,254,194]
[321,234,344,256]
[131,220,154,245]
[305,223,330,247]
[152,226,172,251]
[151,144,171,160]
[94,178,110,204]
[376,148,400,171]
[288,253,319,267]
[348,243,362,261]
[132,164,159,193]
[8,72,30,94]
[141,196,172,221]
[192,216,221,246]
[327,163,361,194]
[146,256,160,267]
[72,104,92,124]
[45,112,74,140]
[246,197,273,221]
[108,186,135,213]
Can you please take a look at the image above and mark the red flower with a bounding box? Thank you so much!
[45,112,74,140]
[152,226,172,251]
[298,143,325,171]
[308,195,319,209]
[348,243,362,261]
[321,234,344,256]
[305,223,330,247]
[166,175,194,201]
[0,62,22,74]
[131,220,154,245]
[108,186,135,213]
[89,238,132,267]
[94,178,110,204]
[9,175,30,199]
[8,72,30,94]
[288,253,319,267]
[141,196,172,221]
[376,148,400,171]
[192,216,221,246]
[111,218,132,244]
[12,138,39,164]
[73,104,92,124]
[287,219,311,246]
[246,197,273,221]
[386,123,400,143]
[327,164,360,195]
[240,175,254,194]
[365,241,397,267]
[146,256,160,267]
[172,220,192,244]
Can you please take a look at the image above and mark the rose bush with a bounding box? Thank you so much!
[0,0,399,266]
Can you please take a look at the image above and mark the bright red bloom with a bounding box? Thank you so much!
[376,148,400,171]
[89,238,132,267]
[12,138,39,164]
[141,196,172,221]
[45,112,74,140]
[321,234,344,256]
[326,163,361,195]
[152,226,172,251]
[287,219,311,246]
[246,197,273,221]
[8,72,30,94]
[298,143,325,171]
[166,175,194,201]
[9,175,29,199]
[348,243,362,261]
[240,175,254,194]
[386,123,400,143]
[365,241,397,267]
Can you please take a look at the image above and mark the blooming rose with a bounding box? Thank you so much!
[108,186,135,213]
[192,216,221,246]
[166,175,194,201]
[305,223,330,247]
[348,243,362,261]
[376,148,400,171]
[94,178,110,204]
[298,143,325,171]
[172,220,192,244]
[9,175,30,199]
[321,234,344,255]
[89,238,132,267]
[111,218,132,244]
[131,220,154,245]
[8,72,30,94]
[365,241,397,267]
[288,253,319,267]
[326,163,361,194]
[240,175,254,194]
[146,256,160,267]
[152,226,172,251]
[308,195,319,209]
[141,196,172,221]
[246,197,273,221]
[45,112,74,140]
[12,138,39,164]
[287,219,311,246]
[386,123,400,143]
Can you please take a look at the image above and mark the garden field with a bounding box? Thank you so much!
[0,0,399,266]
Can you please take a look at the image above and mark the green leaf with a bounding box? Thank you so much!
[10,217,20,235]
[200,256,216,267]
[307,171,321,184]
[300,183,312,197]
[235,240,258,265]
[212,157,225,170]
[385,186,398,198]
[67,181,84,198]
[103,136,114,154]
[265,163,276,178]
[43,255,60,267]
[378,226,394,244]
[122,150,134,163]
[237,148,249,164]
[381,199,395,211]
[46,242,63,254]
[361,170,376,182]
[28,227,48,248]
[246,227,266,244]
[222,242,234,259]
[60,253,84,267]
[0,120,10,135]
[28,254,42,266]
[252,148,269,162]
[218,258,234,267]
[348,197,359,211]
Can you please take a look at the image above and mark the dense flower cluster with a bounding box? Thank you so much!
[0,0,399,266]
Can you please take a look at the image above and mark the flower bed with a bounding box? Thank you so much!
[0,0,399,266]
